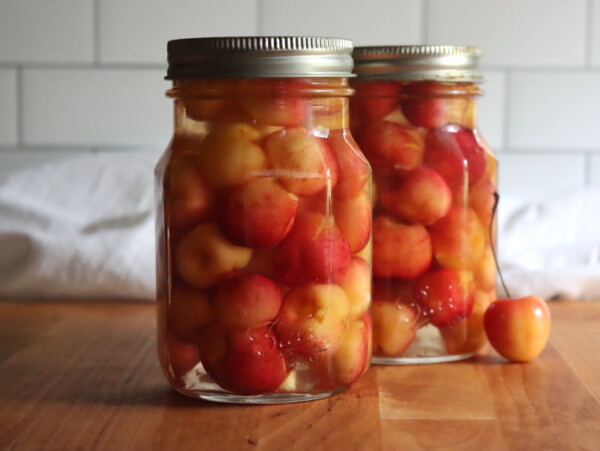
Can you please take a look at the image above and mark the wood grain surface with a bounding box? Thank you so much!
[0,300,598,451]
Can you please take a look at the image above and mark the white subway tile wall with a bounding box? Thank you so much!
[0,0,94,63]
[508,72,600,150]
[592,0,600,67]
[0,0,598,203]
[591,155,600,185]
[0,150,84,177]
[497,153,586,200]
[0,69,18,146]
[426,0,587,67]
[260,0,422,46]
[23,69,171,147]
[477,71,505,150]
[99,0,258,64]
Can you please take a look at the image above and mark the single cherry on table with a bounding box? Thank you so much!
[484,296,551,362]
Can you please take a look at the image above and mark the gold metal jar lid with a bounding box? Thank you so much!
[352,45,483,83]
[166,36,355,79]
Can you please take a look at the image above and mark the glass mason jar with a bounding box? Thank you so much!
[155,37,373,403]
[351,46,497,364]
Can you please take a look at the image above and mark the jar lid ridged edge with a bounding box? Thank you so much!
[168,36,353,54]
[166,36,355,79]
[352,45,483,83]
[353,45,482,58]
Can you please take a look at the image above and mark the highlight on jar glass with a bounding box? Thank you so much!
[155,36,373,404]
[351,45,497,364]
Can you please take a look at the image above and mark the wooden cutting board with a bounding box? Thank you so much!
[0,300,598,450]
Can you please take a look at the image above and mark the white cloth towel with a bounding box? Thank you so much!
[0,151,599,300]
[497,187,600,299]
[0,151,160,299]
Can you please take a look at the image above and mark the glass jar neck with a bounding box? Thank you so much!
[169,77,354,137]
[351,80,481,129]
[168,77,354,99]
[352,80,482,99]
[401,81,482,99]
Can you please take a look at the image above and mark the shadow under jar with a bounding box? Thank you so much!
[351,46,497,364]
[155,37,373,404]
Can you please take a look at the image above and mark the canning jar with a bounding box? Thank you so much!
[155,37,372,403]
[351,46,497,364]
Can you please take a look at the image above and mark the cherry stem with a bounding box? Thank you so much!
[490,192,512,299]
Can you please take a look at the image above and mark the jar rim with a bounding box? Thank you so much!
[166,36,355,80]
[352,45,483,83]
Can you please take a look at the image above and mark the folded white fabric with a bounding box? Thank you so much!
[497,187,600,299]
[0,151,161,300]
[0,151,599,300]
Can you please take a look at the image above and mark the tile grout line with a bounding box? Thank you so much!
[16,65,24,148]
[584,152,592,186]
[0,145,95,152]
[501,69,511,151]
[93,0,101,65]
[585,0,594,68]
[0,62,166,71]
[421,0,429,44]
[2,143,596,153]
[3,62,600,73]
[500,148,600,154]
[482,66,598,73]
[256,0,263,35]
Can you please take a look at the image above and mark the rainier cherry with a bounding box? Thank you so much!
[484,296,551,362]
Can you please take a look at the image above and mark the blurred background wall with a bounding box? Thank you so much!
[0,0,599,204]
